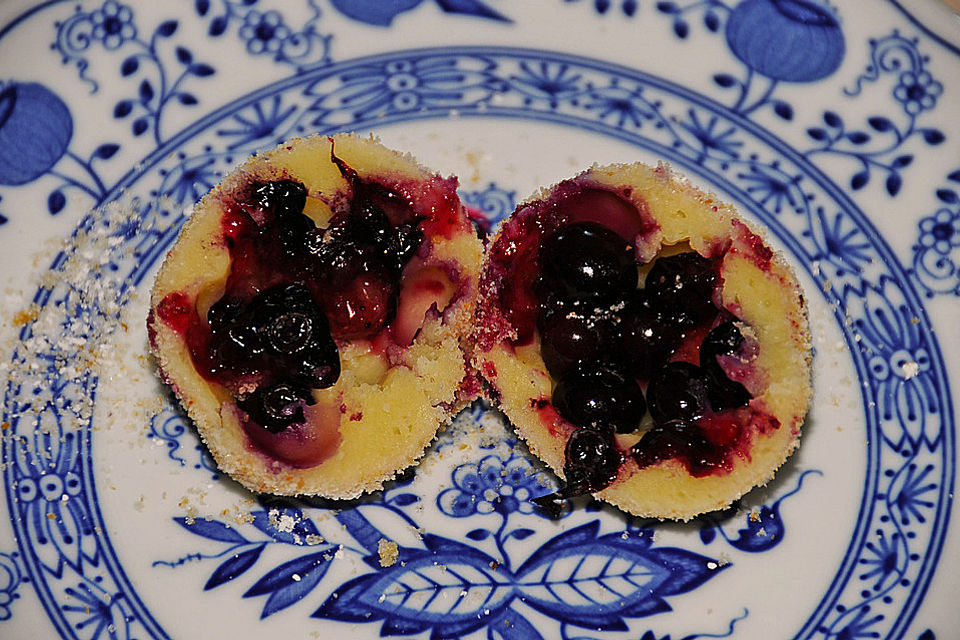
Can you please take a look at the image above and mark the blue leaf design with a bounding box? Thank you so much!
[847,131,870,144]
[121,56,138,77]
[936,189,958,204]
[892,155,913,168]
[807,128,828,141]
[93,143,119,160]
[515,522,723,628]
[823,111,842,127]
[466,528,490,541]
[251,508,320,545]
[48,190,65,215]
[175,46,193,64]
[132,117,149,136]
[244,551,333,618]
[868,116,893,132]
[656,1,679,14]
[948,169,960,182]
[195,0,210,16]
[510,528,535,541]
[921,129,945,145]
[177,93,198,105]
[704,11,720,32]
[851,171,869,190]
[699,526,716,545]
[157,20,178,37]
[139,80,154,104]
[113,100,133,118]
[713,74,737,88]
[436,0,510,22]
[314,535,510,638]
[772,101,793,121]
[205,545,265,590]
[190,63,215,77]
[674,19,689,38]
[390,492,419,506]
[918,630,936,640]
[173,517,249,544]
[209,16,228,36]
[886,174,902,196]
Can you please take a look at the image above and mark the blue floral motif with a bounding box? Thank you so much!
[510,60,583,107]
[916,208,960,256]
[307,56,502,125]
[314,521,726,639]
[0,82,73,187]
[893,70,942,116]
[438,452,552,517]
[584,82,659,129]
[567,0,639,16]
[196,0,330,68]
[678,108,743,163]
[912,173,960,296]
[156,151,224,206]
[0,552,24,621]
[147,405,219,478]
[89,0,136,49]
[216,94,299,151]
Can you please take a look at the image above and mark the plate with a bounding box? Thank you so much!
[1,1,959,638]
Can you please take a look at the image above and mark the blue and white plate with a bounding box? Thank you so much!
[2,1,959,638]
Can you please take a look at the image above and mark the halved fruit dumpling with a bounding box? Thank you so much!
[473,162,812,520]
[148,134,484,498]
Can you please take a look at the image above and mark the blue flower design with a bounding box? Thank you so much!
[858,530,902,591]
[329,0,424,26]
[0,82,73,186]
[679,109,743,160]
[585,83,658,128]
[461,182,516,233]
[893,70,943,116]
[725,0,845,83]
[438,453,552,517]
[157,152,222,206]
[917,208,960,255]
[90,0,136,50]
[239,10,292,56]
[308,56,500,125]
[216,95,298,151]
[510,61,583,106]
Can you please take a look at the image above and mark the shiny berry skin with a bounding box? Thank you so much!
[552,363,646,433]
[563,428,623,491]
[252,180,307,218]
[267,311,314,355]
[646,361,710,423]
[700,321,752,411]
[540,222,637,303]
[239,381,312,433]
[643,252,717,324]
[619,295,682,380]
[540,309,619,378]
[631,419,723,475]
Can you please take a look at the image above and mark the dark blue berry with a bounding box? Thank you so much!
[646,361,710,423]
[552,363,646,433]
[540,222,637,303]
[619,294,682,380]
[700,321,752,411]
[540,309,619,378]
[644,252,717,324]
[239,381,312,433]
[631,419,720,472]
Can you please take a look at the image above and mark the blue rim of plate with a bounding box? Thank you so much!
[2,39,955,640]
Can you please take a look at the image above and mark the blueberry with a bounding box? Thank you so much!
[619,294,682,380]
[646,361,710,423]
[540,222,637,303]
[240,381,312,433]
[252,180,307,219]
[532,427,624,516]
[552,363,646,433]
[267,311,314,355]
[540,309,619,378]
[700,321,752,411]
[644,252,717,325]
[631,418,718,471]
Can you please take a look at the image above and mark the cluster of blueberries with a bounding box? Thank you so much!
[204,179,422,432]
[530,222,752,511]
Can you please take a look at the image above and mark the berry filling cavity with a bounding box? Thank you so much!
[489,188,764,512]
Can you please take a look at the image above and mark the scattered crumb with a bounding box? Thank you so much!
[378,539,399,567]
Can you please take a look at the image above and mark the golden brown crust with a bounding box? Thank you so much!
[472,162,812,520]
[149,134,483,498]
